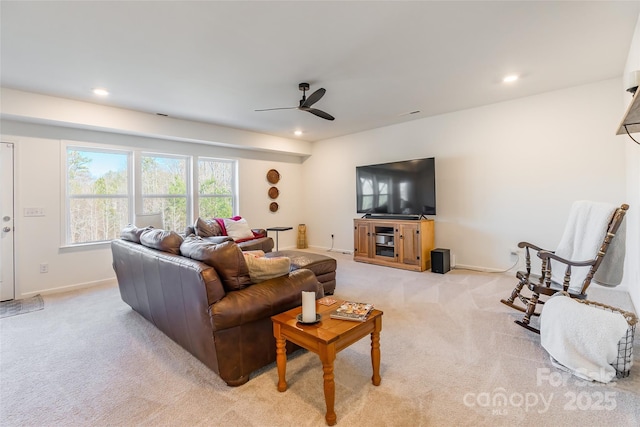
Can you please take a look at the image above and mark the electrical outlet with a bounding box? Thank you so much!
[40,263,48,273]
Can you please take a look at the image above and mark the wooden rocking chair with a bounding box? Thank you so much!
[500,202,628,333]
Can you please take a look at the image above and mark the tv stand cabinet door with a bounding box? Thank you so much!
[398,223,420,266]
[354,221,371,259]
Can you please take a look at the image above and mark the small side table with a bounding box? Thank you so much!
[272,302,383,425]
[266,226,293,252]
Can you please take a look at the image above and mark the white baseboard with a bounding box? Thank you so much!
[453,263,514,274]
[20,277,117,299]
[308,245,353,255]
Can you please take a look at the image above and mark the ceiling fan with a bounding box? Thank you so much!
[255,82,335,121]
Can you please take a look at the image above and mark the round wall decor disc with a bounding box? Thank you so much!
[267,169,280,184]
[269,202,279,212]
[268,186,279,199]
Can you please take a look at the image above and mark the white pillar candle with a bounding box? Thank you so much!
[301,291,316,322]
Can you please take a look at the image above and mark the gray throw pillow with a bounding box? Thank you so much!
[194,217,223,237]
[139,229,184,255]
[120,224,152,243]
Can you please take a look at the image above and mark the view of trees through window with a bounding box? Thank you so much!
[66,146,238,245]
[198,158,234,218]
[66,148,130,244]
[141,154,188,232]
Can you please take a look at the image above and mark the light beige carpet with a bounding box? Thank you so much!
[1,250,638,426]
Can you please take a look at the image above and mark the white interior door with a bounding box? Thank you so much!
[1,143,15,301]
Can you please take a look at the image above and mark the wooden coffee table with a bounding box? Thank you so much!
[271,301,383,426]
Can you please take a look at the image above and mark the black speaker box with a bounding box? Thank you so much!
[431,248,450,274]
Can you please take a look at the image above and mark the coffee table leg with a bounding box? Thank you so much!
[274,327,288,392]
[371,316,381,386]
[320,344,337,426]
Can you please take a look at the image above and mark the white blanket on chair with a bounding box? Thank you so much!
[594,216,626,287]
[540,293,628,383]
[551,201,617,293]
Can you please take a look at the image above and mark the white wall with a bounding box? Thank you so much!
[1,120,305,297]
[304,79,628,275]
[622,13,640,311]
[2,78,635,302]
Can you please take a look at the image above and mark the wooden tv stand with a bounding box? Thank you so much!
[353,218,435,272]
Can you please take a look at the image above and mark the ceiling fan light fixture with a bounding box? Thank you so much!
[503,74,519,83]
[294,130,303,136]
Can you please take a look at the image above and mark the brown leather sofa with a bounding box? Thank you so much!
[111,227,322,386]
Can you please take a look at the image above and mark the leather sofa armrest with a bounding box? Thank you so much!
[210,269,322,331]
[237,237,274,253]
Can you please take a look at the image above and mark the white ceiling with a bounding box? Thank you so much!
[2,1,639,142]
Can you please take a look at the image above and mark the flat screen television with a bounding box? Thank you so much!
[356,157,436,217]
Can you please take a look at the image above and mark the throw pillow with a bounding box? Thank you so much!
[243,252,291,283]
[180,237,252,292]
[120,224,152,243]
[139,229,184,255]
[224,218,254,241]
[194,217,223,237]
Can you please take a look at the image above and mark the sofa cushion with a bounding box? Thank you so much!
[194,217,223,237]
[120,224,152,243]
[243,251,290,283]
[202,235,234,245]
[140,229,183,255]
[180,236,252,292]
[224,218,255,241]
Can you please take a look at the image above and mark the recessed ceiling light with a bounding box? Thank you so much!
[503,74,519,83]
[294,130,303,136]
[93,88,109,96]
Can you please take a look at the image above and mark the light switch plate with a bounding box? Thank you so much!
[24,208,45,217]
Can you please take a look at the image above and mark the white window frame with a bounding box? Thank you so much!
[138,152,192,231]
[61,142,241,245]
[62,142,133,247]
[194,156,238,219]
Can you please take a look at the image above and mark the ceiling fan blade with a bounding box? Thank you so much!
[305,108,335,121]
[254,106,297,112]
[300,88,326,108]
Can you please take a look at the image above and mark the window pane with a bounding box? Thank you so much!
[68,198,129,243]
[141,154,188,231]
[67,149,128,195]
[66,147,131,245]
[199,159,233,195]
[143,197,186,232]
[198,158,235,218]
[199,196,233,218]
[142,155,187,195]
